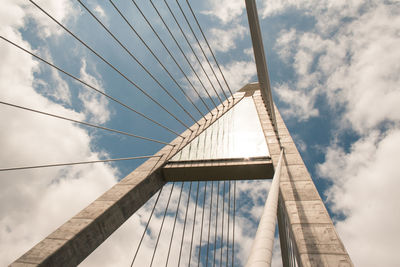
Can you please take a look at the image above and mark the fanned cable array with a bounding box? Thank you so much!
[0,0,233,172]
[130,181,237,267]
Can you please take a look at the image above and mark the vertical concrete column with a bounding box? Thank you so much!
[246,149,283,267]
[253,90,353,267]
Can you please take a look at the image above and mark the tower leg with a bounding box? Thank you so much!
[253,91,353,267]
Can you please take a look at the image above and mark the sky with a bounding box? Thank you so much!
[0,0,400,266]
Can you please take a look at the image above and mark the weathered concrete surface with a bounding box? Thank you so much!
[163,157,273,181]
[10,93,244,267]
[253,89,353,267]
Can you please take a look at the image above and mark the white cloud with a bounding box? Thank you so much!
[94,5,106,19]
[292,134,307,153]
[261,0,366,33]
[274,29,297,63]
[204,0,245,24]
[324,4,400,133]
[91,4,110,27]
[0,0,26,36]
[274,31,326,120]
[219,60,257,92]
[318,129,400,267]
[244,47,254,57]
[26,0,78,38]
[208,24,247,53]
[273,1,400,127]
[79,59,111,124]
[185,57,256,101]
[274,83,319,121]
[261,0,302,19]
[34,48,72,105]
[49,67,71,104]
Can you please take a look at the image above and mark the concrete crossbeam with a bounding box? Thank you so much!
[163,157,274,181]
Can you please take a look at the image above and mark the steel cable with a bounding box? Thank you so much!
[188,181,200,267]
[77,0,199,127]
[109,0,206,122]
[150,0,220,110]
[232,181,236,267]
[185,0,234,99]
[177,181,193,266]
[206,181,214,266]
[130,186,163,267]
[213,181,220,267]
[29,0,192,131]
[165,182,185,267]
[0,155,161,172]
[226,181,231,267]
[0,101,171,146]
[219,181,226,267]
[130,0,213,114]
[174,0,229,103]
[0,35,183,138]
[198,181,208,266]
[162,0,224,108]
[149,182,176,267]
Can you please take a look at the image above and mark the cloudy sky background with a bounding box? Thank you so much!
[1,0,400,266]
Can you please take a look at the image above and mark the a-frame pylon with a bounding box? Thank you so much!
[11,84,353,266]
[11,0,353,266]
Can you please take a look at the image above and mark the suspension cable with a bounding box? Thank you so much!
[149,183,175,267]
[198,181,208,266]
[109,0,206,122]
[178,181,193,266]
[175,0,230,102]
[130,0,213,114]
[0,155,162,172]
[151,0,221,109]
[220,181,226,267]
[29,0,192,131]
[213,181,220,267]
[185,0,234,99]
[0,101,171,146]
[226,181,231,267]
[232,180,236,266]
[206,181,214,266]
[0,36,183,138]
[165,182,185,266]
[77,0,199,127]
[130,186,163,267]
[188,181,200,267]
[161,0,224,108]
